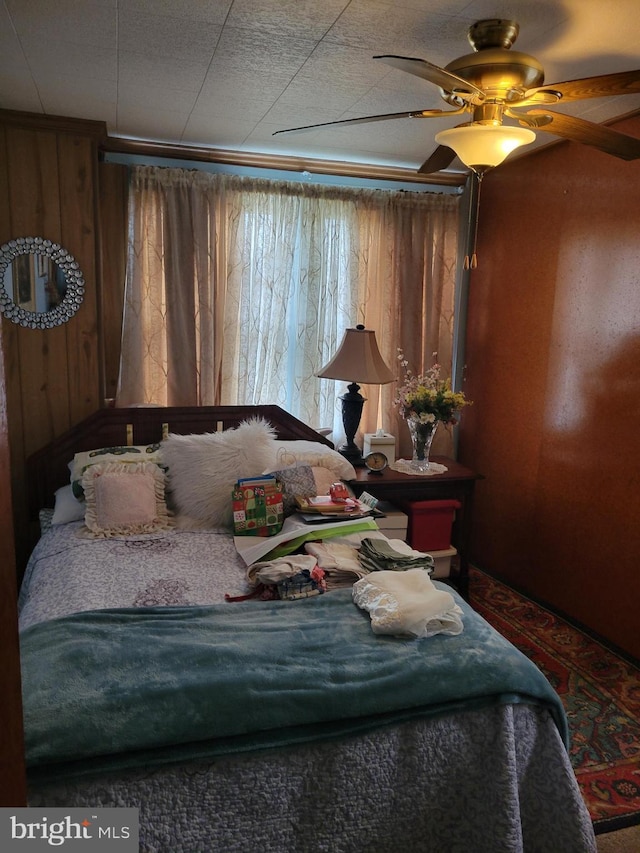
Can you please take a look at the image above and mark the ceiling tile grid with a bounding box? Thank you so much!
[0,0,639,176]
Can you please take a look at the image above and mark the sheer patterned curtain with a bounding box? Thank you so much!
[118,165,460,450]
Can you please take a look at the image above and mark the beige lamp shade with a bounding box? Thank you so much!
[317,326,395,384]
[435,124,536,172]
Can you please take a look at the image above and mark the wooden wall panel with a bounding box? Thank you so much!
[0,112,104,571]
[460,115,640,660]
[58,132,100,425]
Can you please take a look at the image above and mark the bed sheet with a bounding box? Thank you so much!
[18,522,248,631]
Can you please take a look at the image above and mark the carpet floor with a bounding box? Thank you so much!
[468,566,640,834]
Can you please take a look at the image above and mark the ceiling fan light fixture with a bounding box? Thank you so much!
[435,124,536,173]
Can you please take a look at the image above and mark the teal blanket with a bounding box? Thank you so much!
[21,587,568,781]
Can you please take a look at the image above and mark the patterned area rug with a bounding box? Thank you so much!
[468,567,640,834]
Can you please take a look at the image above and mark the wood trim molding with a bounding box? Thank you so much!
[0,108,108,142]
[102,136,466,188]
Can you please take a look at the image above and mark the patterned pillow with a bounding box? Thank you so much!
[271,440,357,481]
[71,443,163,500]
[80,461,171,538]
[269,464,317,515]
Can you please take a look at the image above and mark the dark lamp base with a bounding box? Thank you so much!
[337,443,365,467]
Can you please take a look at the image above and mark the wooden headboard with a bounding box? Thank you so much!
[26,405,333,519]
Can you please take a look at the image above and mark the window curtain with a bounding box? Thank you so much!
[117,165,460,454]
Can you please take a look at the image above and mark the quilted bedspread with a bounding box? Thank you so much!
[21,585,568,779]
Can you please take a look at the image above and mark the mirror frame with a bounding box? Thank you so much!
[0,237,85,329]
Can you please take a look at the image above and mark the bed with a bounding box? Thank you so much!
[19,405,596,853]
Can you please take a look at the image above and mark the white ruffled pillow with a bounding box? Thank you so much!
[162,418,278,529]
[70,443,164,500]
[80,461,171,538]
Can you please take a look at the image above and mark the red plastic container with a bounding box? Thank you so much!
[402,499,461,551]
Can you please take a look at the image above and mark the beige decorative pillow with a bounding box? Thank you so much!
[311,465,340,496]
[71,443,164,499]
[80,461,171,538]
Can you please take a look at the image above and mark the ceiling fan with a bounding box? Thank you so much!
[274,19,640,175]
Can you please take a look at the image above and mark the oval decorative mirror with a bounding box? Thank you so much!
[0,236,85,329]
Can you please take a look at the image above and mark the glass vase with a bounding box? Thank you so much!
[407,417,439,472]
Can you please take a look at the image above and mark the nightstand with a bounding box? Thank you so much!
[348,457,482,599]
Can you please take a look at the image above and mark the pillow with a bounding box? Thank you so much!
[271,440,357,482]
[80,461,171,538]
[310,465,339,496]
[70,443,163,499]
[269,464,317,516]
[52,484,85,524]
[162,418,277,529]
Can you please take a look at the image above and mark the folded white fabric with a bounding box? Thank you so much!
[304,540,369,590]
[352,568,464,639]
[247,554,318,586]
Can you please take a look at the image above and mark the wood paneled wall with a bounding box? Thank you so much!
[0,111,105,568]
[459,114,640,661]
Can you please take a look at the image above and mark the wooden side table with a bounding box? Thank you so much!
[348,457,482,599]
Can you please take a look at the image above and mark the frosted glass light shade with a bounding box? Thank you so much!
[435,124,536,171]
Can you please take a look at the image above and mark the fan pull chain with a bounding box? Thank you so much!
[464,172,482,270]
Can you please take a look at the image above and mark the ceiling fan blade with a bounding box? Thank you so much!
[418,146,457,174]
[273,107,466,136]
[520,69,640,104]
[374,55,485,104]
[512,108,640,160]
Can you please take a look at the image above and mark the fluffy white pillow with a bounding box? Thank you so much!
[271,440,357,482]
[162,418,278,529]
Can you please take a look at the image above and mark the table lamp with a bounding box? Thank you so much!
[317,324,395,465]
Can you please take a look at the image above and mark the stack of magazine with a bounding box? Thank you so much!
[294,494,376,524]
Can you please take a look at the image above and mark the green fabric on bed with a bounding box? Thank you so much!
[21,586,568,779]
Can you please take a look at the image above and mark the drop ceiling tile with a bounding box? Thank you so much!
[260,102,345,129]
[206,25,315,76]
[118,0,232,26]
[22,38,116,81]
[7,0,116,48]
[116,105,192,140]
[181,112,261,147]
[38,79,116,123]
[117,50,209,93]
[117,6,222,64]
[0,74,43,111]
[117,82,199,114]
[2,0,639,173]
[275,43,394,114]
[196,74,289,112]
[323,0,464,57]
[224,0,349,41]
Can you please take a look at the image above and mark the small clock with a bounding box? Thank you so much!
[364,451,388,474]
